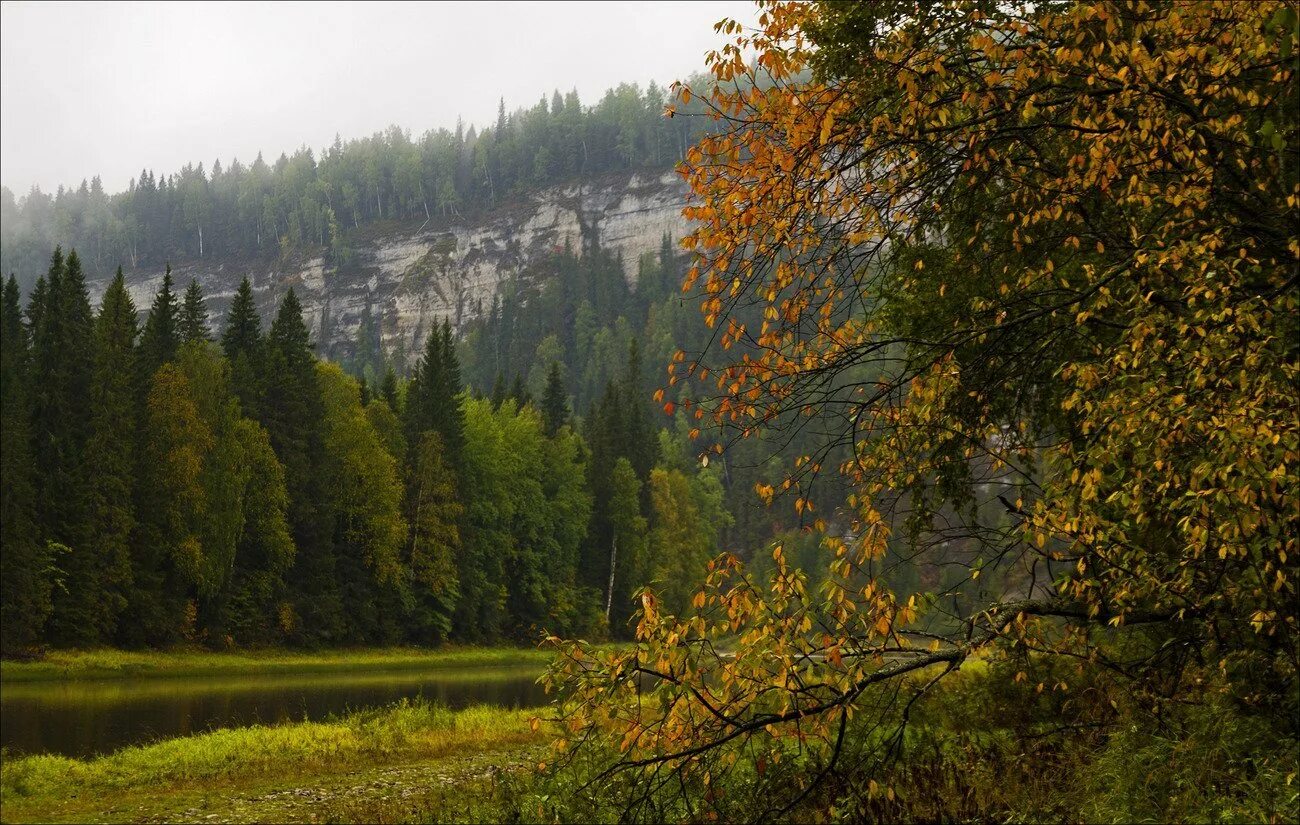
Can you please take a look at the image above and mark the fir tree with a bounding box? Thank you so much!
[221,277,261,357]
[264,288,342,642]
[581,381,626,594]
[220,276,264,418]
[352,298,383,382]
[490,371,507,410]
[405,320,466,470]
[606,457,647,633]
[84,270,140,639]
[1,275,52,653]
[138,264,179,377]
[379,366,399,412]
[179,278,210,343]
[541,361,569,437]
[509,373,531,409]
[34,249,99,646]
[622,337,658,482]
[25,276,48,337]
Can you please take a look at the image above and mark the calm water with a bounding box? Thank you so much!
[0,664,547,758]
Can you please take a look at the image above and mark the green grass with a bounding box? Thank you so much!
[0,646,553,682]
[0,700,549,824]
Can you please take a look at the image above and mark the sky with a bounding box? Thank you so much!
[1,0,757,196]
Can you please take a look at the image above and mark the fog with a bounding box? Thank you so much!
[1,0,757,195]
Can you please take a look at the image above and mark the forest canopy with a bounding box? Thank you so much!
[543,1,1299,821]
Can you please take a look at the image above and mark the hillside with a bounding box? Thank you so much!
[86,170,690,369]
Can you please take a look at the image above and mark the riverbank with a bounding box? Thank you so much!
[0,646,554,682]
[0,700,549,824]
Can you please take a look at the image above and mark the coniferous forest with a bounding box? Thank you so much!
[2,2,1296,823]
[1,81,715,293]
[0,242,741,652]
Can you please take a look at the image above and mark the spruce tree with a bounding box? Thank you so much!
[179,278,210,343]
[34,249,99,646]
[1,276,52,653]
[220,276,264,418]
[658,231,677,295]
[138,264,179,378]
[379,366,399,412]
[25,276,48,337]
[509,373,531,409]
[622,337,658,482]
[221,277,261,357]
[581,381,626,593]
[541,361,569,437]
[84,270,140,639]
[264,288,342,642]
[606,457,647,634]
[405,320,465,469]
[490,371,507,410]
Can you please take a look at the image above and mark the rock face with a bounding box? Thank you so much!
[94,171,690,366]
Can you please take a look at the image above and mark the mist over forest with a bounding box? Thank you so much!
[1,2,1296,824]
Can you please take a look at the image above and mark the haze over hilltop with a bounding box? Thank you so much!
[0,0,757,195]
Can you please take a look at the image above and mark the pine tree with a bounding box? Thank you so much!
[1,275,52,653]
[84,270,140,639]
[138,264,179,377]
[179,278,210,343]
[542,361,569,437]
[34,249,99,646]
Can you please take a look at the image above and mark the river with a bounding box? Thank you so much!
[0,663,547,758]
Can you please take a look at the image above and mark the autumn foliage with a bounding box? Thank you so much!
[546,1,1298,818]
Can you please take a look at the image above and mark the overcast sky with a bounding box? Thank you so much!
[1,0,756,196]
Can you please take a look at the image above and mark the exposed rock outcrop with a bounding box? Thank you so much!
[92,171,690,366]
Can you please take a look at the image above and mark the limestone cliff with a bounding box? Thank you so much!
[92,171,690,365]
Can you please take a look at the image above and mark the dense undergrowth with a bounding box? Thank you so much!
[517,655,1300,824]
[2,654,1294,823]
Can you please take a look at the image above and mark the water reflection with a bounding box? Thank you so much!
[0,665,546,758]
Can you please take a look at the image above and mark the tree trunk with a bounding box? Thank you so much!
[198,225,204,258]
[606,535,618,623]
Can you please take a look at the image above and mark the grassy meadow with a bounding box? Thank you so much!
[0,700,549,824]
